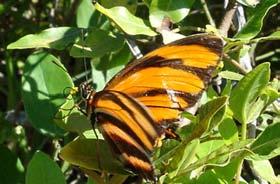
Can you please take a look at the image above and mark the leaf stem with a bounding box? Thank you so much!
[223,53,248,75]
[200,0,216,27]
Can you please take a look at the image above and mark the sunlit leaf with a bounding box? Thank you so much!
[60,138,129,175]
[249,122,280,160]
[229,63,270,124]
[22,52,73,136]
[7,27,81,50]
[70,28,124,58]
[149,0,194,28]
[235,0,279,40]
[94,2,156,36]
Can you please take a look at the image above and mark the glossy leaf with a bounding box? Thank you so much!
[22,52,73,136]
[235,0,279,40]
[219,71,244,81]
[26,151,66,184]
[149,0,195,28]
[7,27,81,50]
[237,0,260,7]
[70,28,124,58]
[76,0,96,28]
[251,160,280,183]
[249,122,280,160]
[189,158,239,184]
[247,86,279,123]
[229,63,270,124]
[252,31,280,43]
[218,117,239,145]
[168,139,199,178]
[196,96,228,133]
[54,95,92,134]
[60,138,129,175]
[177,140,252,176]
[94,2,156,36]
[100,0,137,13]
[0,145,24,184]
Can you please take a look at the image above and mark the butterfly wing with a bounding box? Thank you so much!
[105,34,223,125]
[89,90,163,180]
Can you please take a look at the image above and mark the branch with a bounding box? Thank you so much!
[219,1,239,37]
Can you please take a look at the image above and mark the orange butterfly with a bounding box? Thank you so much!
[80,34,223,180]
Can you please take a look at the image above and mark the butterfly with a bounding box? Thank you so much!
[80,34,223,180]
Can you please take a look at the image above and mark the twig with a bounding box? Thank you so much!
[200,0,216,27]
[223,53,248,75]
[219,1,239,37]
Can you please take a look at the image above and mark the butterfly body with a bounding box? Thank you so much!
[83,34,223,180]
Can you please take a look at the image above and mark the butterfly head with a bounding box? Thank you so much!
[79,82,95,101]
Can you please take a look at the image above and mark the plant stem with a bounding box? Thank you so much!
[200,0,216,27]
[6,52,16,110]
[235,121,247,184]
[223,53,248,75]
[219,0,238,37]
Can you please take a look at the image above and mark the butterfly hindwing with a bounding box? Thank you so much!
[89,90,163,180]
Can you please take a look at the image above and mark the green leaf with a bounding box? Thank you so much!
[95,43,131,70]
[252,31,280,43]
[229,63,270,124]
[76,0,97,28]
[237,0,260,7]
[70,28,124,58]
[196,140,225,159]
[54,96,92,134]
[94,2,156,36]
[221,80,233,96]
[235,0,279,40]
[60,138,129,175]
[249,122,280,160]
[190,158,239,184]
[218,117,239,145]
[22,52,73,136]
[177,140,252,176]
[26,151,66,184]
[251,160,280,183]
[0,145,24,184]
[149,0,195,28]
[196,96,228,134]
[91,63,107,91]
[100,0,137,13]
[168,139,199,178]
[246,86,279,123]
[7,27,81,50]
[219,71,244,81]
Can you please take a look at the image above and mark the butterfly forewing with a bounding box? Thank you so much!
[105,34,223,125]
